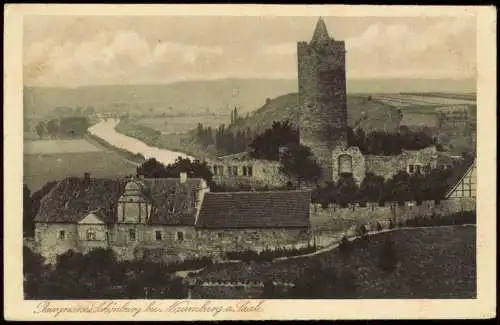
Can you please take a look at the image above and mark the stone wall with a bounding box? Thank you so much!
[196,228,312,259]
[365,146,438,180]
[76,223,109,253]
[310,197,476,233]
[331,145,365,184]
[209,158,289,189]
[110,224,197,262]
[34,223,79,264]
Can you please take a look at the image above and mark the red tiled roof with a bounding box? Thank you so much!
[196,191,311,229]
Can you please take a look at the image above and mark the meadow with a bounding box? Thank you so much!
[135,114,230,135]
[23,139,137,192]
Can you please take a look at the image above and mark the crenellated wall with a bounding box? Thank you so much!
[310,197,476,232]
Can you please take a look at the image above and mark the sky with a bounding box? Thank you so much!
[23,15,477,87]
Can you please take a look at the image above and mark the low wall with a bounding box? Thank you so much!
[311,197,476,232]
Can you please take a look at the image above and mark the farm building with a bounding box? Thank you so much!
[32,174,312,264]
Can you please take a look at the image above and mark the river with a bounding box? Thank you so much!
[88,119,194,165]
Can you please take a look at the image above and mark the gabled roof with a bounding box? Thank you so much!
[34,177,207,225]
[444,157,476,198]
[311,17,331,42]
[196,190,311,229]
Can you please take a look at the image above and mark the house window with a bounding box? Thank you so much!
[423,165,431,173]
[415,164,422,174]
[177,231,184,241]
[168,204,176,213]
[408,164,415,174]
[213,165,224,176]
[155,230,162,241]
[86,229,96,241]
[217,233,223,239]
[129,229,136,241]
[228,166,238,176]
[59,230,65,240]
[242,166,253,177]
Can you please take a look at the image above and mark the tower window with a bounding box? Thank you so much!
[155,230,162,241]
[129,229,136,241]
[338,154,353,175]
[59,230,66,240]
[177,232,184,242]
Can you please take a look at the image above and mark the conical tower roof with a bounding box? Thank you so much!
[311,17,331,42]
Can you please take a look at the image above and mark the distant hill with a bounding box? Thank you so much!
[24,77,475,118]
[230,93,403,135]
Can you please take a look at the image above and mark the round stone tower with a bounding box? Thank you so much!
[297,17,348,182]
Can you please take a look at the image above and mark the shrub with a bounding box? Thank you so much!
[338,235,353,258]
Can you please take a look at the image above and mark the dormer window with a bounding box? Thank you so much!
[86,229,96,241]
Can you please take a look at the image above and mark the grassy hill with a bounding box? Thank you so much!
[194,225,476,299]
[230,93,403,135]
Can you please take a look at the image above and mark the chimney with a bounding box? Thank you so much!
[180,172,187,184]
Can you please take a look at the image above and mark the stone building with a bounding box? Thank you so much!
[208,152,289,189]
[32,174,312,264]
[195,191,312,257]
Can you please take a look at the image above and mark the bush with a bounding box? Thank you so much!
[338,235,353,258]
[225,245,316,262]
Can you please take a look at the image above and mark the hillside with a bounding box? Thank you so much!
[230,93,402,135]
[23,77,475,118]
[194,225,476,299]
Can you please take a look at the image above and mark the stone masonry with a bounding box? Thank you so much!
[298,17,348,181]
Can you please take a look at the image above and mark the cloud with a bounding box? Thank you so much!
[24,30,224,87]
[23,16,476,86]
[261,43,297,56]
[345,16,476,79]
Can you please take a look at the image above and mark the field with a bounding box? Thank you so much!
[24,139,138,192]
[371,93,476,108]
[136,115,230,135]
[195,225,476,299]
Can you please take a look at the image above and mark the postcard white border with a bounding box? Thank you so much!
[4,4,497,321]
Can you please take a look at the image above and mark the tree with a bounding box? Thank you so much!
[35,121,46,139]
[249,121,299,161]
[46,119,59,138]
[137,157,213,184]
[23,246,46,298]
[279,143,322,186]
[357,173,385,203]
[336,174,359,206]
